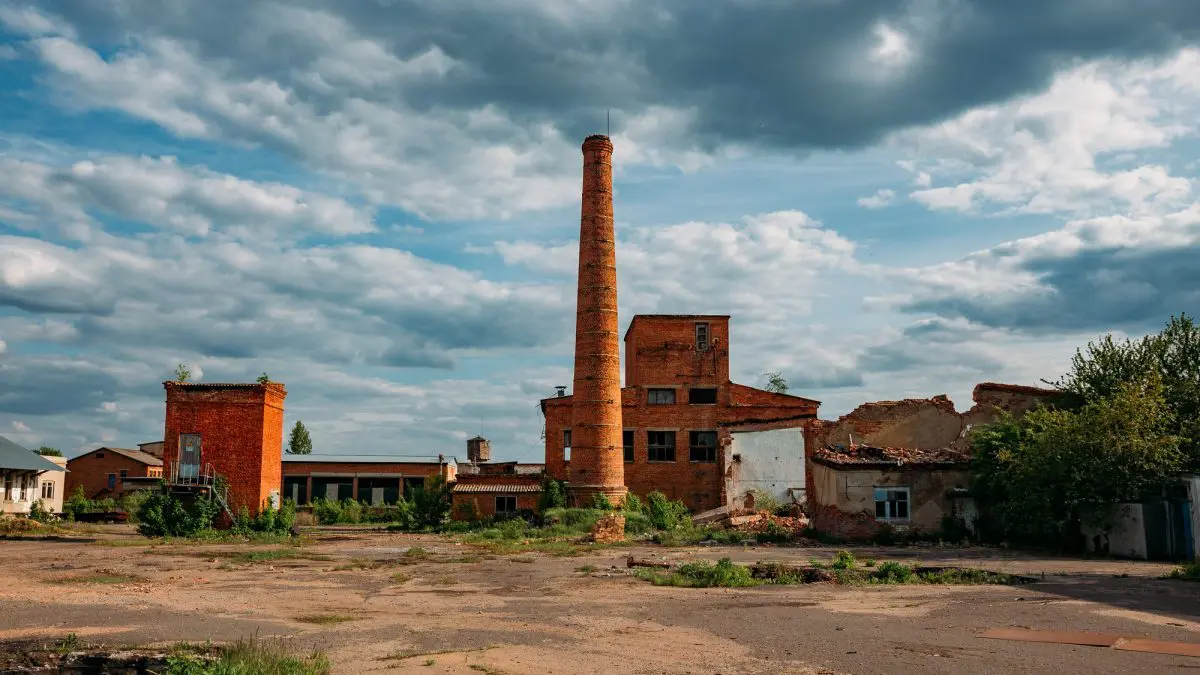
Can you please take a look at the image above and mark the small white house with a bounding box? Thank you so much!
[0,434,67,515]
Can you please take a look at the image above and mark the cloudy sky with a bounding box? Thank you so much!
[1,1,1198,461]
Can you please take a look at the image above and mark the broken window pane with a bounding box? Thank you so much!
[689,431,718,462]
[648,388,676,405]
[647,430,676,462]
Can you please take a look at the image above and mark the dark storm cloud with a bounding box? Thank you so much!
[904,245,1200,333]
[0,357,120,415]
[32,0,1200,151]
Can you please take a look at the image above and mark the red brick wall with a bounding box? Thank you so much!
[624,316,730,387]
[65,451,161,499]
[544,324,818,513]
[452,493,540,520]
[163,382,286,514]
[282,462,446,477]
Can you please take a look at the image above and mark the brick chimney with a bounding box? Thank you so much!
[569,134,627,507]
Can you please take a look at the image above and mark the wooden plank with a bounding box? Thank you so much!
[977,628,1124,647]
[1113,638,1200,658]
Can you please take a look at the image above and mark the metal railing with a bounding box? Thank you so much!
[167,459,233,520]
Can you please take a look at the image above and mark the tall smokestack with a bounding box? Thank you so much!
[569,134,627,507]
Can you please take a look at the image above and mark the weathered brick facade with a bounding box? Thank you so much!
[451,474,542,520]
[281,458,452,505]
[544,315,818,512]
[65,447,162,499]
[162,382,286,514]
[568,134,627,507]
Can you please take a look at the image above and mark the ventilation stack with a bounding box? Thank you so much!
[568,135,627,507]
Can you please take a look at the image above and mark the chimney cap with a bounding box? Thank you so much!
[582,134,613,151]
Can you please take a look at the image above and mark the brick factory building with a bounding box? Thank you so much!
[543,314,819,512]
[282,455,455,505]
[162,381,287,514]
[65,446,163,499]
[451,461,545,521]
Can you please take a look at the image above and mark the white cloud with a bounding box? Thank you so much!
[897,49,1200,218]
[12,421,31,432]
[0,154,375,241]
[100,402,117,412]
[857,188,896,209]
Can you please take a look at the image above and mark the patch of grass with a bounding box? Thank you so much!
[56,633,80,654]
[48,572,145,585]
[433,575,458,586]
[391,571,412,584]
[0,518,63,538]
[576,564,597,574]
[293,614,357,625]
[395,547,431,564]
[1167,561,1200,581]
[164,636,329,674]
[636,557,759,588]
[423,659,436,667]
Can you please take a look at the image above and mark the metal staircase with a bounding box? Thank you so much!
[168,460,235,520]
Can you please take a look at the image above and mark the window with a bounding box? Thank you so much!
[688,387,718,405]
[496,495,517,514]
[623,430,634,463]
[95,452,105,458]
[647,388,676,405]
[402,477,426,495]
[563,429,572,461]
[647,431,676,462]
[107,473,117,490]
[119,469,128,479]
[874,487,910,521]
[695,322,710,350]
[283,476,308,505]
[689,431,718,462]
[41,481,54,500]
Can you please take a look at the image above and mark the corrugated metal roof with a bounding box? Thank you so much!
[283,454,452,465]
[0,435,66,472]
[451,483,542,494]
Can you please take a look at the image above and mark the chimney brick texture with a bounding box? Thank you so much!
[569,135,627,507]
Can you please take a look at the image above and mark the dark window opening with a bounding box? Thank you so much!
[695,322,710,350]
[647,388,676,405]
[312,477,354,502]
[95,452,105,459]
[119,469,128,479]
[874,487,910,521]
[107,473,116,490]
[623,430,634,463]
[403,477,427,496]
[688,387,718,404]
[357,477,402,505]
[283,476,309,505]
[647,431,676,462]
[496,495,518,514]
[689,431,718,462]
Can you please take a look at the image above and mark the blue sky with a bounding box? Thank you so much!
[1,1,1198,461]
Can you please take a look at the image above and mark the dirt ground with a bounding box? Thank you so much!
[2,526,1199,674]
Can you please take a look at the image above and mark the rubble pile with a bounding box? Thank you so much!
[590,514,626,543]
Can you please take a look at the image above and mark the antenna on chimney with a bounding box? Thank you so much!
[606,108,610,136]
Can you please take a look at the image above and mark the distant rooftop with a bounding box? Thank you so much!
[0,434,65,472]
[282,454,452,465]
[814,444,969,469]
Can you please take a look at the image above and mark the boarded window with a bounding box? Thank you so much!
[647,431,676,462]
[874,487,910,521]
[623,430,634,463]
[689,431,718,462]
[647,388,676,405]
[688,387,718,404]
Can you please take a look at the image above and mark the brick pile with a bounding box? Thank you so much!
[590,513,626,543]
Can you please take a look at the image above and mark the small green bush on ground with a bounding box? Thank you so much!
[1167,561,1200,581]
[137,490,221,538]
[637,557,757,588]
[165,637,330,675]
[638,558,1028,588]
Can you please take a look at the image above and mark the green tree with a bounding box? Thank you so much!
[34,447,63,457]
[286,421,313,455]
[1050,314,1200,468]
[257,372,271,384]
[970,375,1182,549]
[763,371,789,394]
[174,363,191,383]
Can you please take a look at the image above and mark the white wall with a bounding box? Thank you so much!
[726,428,805,509]
[1187,474,1200,561]
[1083,503,1149,559]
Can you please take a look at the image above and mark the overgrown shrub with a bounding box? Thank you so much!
[621,493,644,514]
[136,489,222,538]
[875,561,914,583]
[408,475,451,527]
[231,500,297,536]
[831,550,857,570]
[591,493,614,511]
[642,557,758,588]
[28,499,54,523]
[646,491,691,531]
[756,518,791,544]
[623,512,654,534]
[538,475,567,512]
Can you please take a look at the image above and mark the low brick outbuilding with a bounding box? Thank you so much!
[65,447,163,500]
[282,455,455,505]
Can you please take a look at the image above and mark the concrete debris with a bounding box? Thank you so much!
[626,555,673,569]
[590,514,626,543]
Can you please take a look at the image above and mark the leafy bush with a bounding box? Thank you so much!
[136,489,222,538]
[756,518,791,543]
[28,499,54,523]
[1168,561,1200,581]
[231,500,297,536]
[538,475,567,512]
[621,492,644,514]
[591,493,614,511]
[408,475,451,527]
[623,512,654,534]
[875,561,914,583]
[646,491,691,531]
[831,550,857,570]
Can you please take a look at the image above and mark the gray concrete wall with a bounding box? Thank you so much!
[726,427,806,509]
